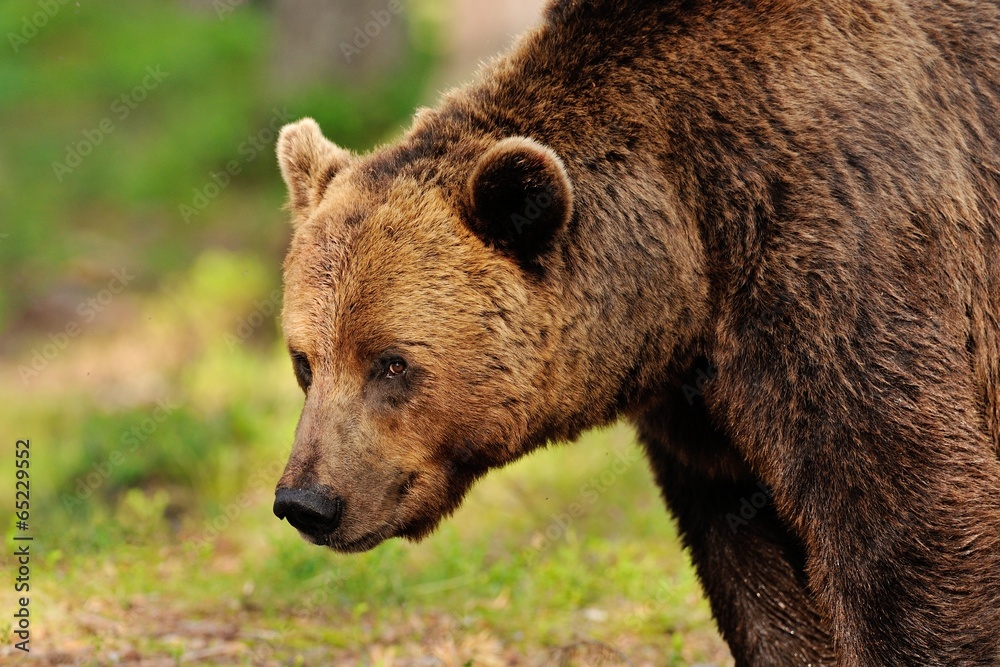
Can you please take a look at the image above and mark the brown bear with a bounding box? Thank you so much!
[271,1,1000,665]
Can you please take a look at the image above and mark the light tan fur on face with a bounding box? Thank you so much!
[274,99,705,549]
[278,131,557,548]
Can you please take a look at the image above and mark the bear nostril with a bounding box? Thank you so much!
[273,487,343,536]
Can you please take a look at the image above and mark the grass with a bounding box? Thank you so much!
[0,253,731,666]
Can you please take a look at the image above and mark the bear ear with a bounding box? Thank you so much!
[277,118,352,224]
[467,137,573,267]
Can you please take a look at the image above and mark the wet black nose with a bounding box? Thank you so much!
[273,487,343,536]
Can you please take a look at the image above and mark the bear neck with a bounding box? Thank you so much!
[383,16,719,443]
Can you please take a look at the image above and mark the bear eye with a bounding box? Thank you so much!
[290,350,312,392]
[367,352,418,405]
[385,358,407,379]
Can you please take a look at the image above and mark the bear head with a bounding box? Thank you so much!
[272,117,575,552]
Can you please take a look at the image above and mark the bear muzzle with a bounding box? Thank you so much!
[273,486,344,540]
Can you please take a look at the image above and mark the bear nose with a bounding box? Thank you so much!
[273,487,343,536]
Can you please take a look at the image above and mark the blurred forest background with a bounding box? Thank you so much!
[0,1,731,664]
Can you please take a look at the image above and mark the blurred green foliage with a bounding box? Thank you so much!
[0,0,440,333]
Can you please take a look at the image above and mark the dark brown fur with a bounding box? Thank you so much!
[274,1,1000,664]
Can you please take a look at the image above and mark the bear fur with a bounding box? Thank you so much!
[273,1,1000,665]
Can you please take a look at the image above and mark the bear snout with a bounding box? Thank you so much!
[273,486,344,540]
